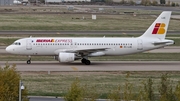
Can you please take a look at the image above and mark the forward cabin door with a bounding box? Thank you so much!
[26,39,32,50]
[137,39,143,50]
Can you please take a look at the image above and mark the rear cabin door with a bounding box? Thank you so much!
[137,39,143,50]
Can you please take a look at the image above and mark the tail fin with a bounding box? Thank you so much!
[140,11,171,39]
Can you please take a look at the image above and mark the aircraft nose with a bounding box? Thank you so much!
[6,46,13,53]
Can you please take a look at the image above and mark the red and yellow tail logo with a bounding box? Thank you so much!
[152,23,166,34]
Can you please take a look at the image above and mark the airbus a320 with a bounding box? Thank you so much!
[6,11,174,65]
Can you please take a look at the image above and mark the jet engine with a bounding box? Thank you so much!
[54,53,75,62]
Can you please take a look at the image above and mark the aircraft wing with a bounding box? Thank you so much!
[54,48,109,55]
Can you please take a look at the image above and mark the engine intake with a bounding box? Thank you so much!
[55,53,75,62]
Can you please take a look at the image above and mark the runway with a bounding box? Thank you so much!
[0,61,180,71]
[114,5,180,12]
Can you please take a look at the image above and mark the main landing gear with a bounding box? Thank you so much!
[81,58,91,65]
[27,56,31,64]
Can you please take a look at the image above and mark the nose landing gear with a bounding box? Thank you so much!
[27,60,31,64]
[27,56,31,64]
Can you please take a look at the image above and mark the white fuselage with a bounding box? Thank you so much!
[6,37,170,56]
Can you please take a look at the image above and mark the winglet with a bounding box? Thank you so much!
[140,11,172,39]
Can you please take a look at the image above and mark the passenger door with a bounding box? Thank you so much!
[26,39,32,50]
[137,39,143,50]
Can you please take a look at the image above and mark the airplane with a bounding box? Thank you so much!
[13,0,22,4]
[6,11,174,65]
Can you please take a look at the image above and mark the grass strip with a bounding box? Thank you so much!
[21,71,180,98]
[0,13,179,31]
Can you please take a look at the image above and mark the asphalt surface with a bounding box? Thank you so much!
[29,96,105,101]
[0,31,179,35]
[29,97,64,101]
[114,5,180,12]
[1,61,180,71]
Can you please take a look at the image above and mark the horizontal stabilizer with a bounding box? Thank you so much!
[152,40,174,45]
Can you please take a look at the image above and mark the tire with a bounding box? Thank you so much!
[81,58,86,64]
[27,60,31,64]
[85,60,91,65]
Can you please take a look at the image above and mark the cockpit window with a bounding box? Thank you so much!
[13,42,21,45]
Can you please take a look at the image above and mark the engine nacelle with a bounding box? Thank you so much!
[56,53,75,62]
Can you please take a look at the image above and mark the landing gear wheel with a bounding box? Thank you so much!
[85,60,91,65]
[81,58,86,64]
[27,60,31,64]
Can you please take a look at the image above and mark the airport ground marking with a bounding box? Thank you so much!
[71,67,78,71]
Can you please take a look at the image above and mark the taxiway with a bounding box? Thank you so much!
[0,61,180,71]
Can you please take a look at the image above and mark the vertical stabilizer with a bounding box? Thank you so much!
[140,11,171,39]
